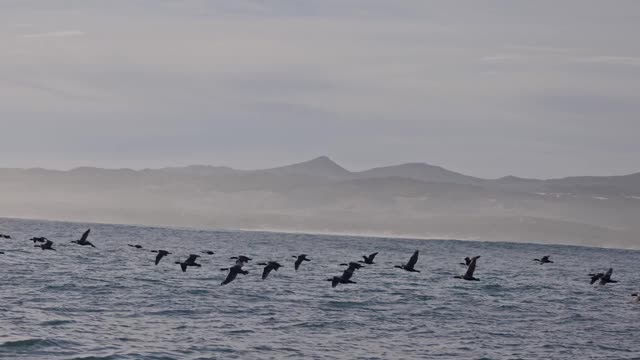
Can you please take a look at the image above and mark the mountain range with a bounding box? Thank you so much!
[1,156,639,248]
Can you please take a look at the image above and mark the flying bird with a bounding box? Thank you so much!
[257,261,283,280]
[71,229,95,248]
[151,250,171,265]
[31,237,48,243]
[534,255,553,264]
[36,239,56,251]
[128,244,144,249]
[589,268,617,285]
[293,254,310,270]
[455,256,481,281]
[327,262,363,288]
[202,251,215,255]
[395,250,420,272]
[360,252,378,264]
[175,254,201,272]
[221,263,249,285]
[0,234,12,239]
[230,255,252,264]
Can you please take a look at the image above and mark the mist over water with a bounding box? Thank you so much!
[1,217,639,359]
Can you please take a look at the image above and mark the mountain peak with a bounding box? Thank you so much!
[265,156,351,178]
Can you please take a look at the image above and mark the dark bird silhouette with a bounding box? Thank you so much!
[36,239,56,251]
[534,255,553,264]
[293,254,310,270]
[31,237,48,243]
[395,250,420,272]
[0,251,5,254]
[459,257,471,266]
[230,255,252,264]
[360,252,378,264]
[455,256,480,281]
[175,254,201,272]
[220,263,248,285]
[151,250,171,265]
[632,293,640,303]
[327,262,363,288]
[589,268,617,285]
[257,261,283,280]
[202,251,215,255]
[71,229,95,248]
[128,244,143,249]
[0,234,12,239]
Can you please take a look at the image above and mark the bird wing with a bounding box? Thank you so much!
[222,270,238,285]
[294,258,302,270]
[464,257,479,278]
[186,254,199,263]
[262,266,272,279]
[407,250,419,268]
[80,229,91,242]
[603,268,613,281]
[369,252,378,261]
[155,253,163,265]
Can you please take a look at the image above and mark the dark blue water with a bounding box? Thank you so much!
[1,217,639,359]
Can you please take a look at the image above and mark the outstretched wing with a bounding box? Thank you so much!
[80,229,91,242]
[369,252,378,261]
[222,270,238,285]
[603,268,613,281]
[406,250,419,268]
[262,266,272,280]
[464,256,480,278]
[186,254,199,263]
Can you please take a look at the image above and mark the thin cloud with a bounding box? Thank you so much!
[21,30,85,39]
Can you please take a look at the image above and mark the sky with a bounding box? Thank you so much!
[1,0,639,179]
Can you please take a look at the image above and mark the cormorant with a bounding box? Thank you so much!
[534,255,553,264]
[257,261,283,280]
[589,268,617,285]
[455,256,480,281]
[175,254,201,272]
[202,251,215,255]
[36,240,56,251]
[221,263,248,285]
[293,254,310,270]
[327,262,363,288]
[151,250,171,265]
[31,237,47,243]
[360,252,378,264]
[71,229,95,248]
[395,250,420,272]
[128,244,143,249]
[230,255,252,264]
[0,234,12,239]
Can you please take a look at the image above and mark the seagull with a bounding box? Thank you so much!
[257,261,283,280]
[71,229,95,248]
[455,255,480,281]
[151,250,171,265]
[395,250,420,272]
[360,252,378,264]
[36,239,56,251]
[293,254,310,270]
[221,263,248,285]
[175,254,201,272]
[534,255,553,264]
[589,268,617,285]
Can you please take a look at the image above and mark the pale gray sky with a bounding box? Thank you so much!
[1,0,639,178]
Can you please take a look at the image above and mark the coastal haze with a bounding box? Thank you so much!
[2,156,639,248]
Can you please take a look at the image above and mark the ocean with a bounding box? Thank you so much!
[1,217,639,359]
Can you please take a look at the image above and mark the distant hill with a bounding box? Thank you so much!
[1,157,639,248]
